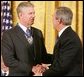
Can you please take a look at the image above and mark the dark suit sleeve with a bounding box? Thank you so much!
[1,31,32,75]
[43,37,82,76]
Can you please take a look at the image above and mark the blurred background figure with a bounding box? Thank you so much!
[1,56,9,76]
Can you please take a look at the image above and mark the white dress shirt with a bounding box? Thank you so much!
[18,23,31,33]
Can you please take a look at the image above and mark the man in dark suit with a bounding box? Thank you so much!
[1,2,52,76]
[42,7,83,76]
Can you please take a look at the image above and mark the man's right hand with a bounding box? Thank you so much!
[32,64,51,76]
[32,64,47,76]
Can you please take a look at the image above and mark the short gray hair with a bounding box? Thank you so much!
[17,2,34,17]
[55,7,73,25]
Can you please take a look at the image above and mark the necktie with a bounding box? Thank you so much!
[26,28,33,44]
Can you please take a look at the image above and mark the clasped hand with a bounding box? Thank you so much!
[32,64,51,76]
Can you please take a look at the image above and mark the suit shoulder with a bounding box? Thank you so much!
[64,27,81,41]
[32,27,42,32]
[32,27,43,37]
[2,26,16,36]
[67,29,82,46]
[60,27,82,45]
[70,29,81,40]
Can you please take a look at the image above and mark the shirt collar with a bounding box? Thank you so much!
[58,25,70,37]
[18,23,31,33]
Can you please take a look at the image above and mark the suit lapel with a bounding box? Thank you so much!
[14,25,30,47]
[54,39,60,53]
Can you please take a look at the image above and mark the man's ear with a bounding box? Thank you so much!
[18,12,22,18]
[59,18,64,25]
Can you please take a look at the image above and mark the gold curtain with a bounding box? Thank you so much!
[12,1,83,54]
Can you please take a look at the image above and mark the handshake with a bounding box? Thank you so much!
[32,63,51,76]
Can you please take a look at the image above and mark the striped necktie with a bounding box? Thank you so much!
[26,28,33,44]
